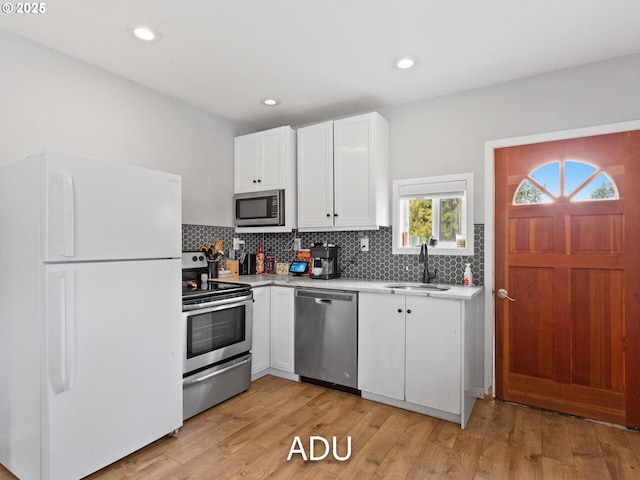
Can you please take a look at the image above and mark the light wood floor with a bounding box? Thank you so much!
[2,375,640,479]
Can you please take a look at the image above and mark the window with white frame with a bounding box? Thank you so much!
[392,173,474,255]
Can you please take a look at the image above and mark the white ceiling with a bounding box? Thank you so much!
[2,0,640,130]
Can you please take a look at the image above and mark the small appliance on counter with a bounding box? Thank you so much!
[310,244,340,280]
[289,260,310,276]
[239,252,256,275]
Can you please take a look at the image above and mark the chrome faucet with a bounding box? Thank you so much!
[419,242,437,283]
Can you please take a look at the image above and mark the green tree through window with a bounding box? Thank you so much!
[590,181,615,199]
[440,198,461,242]
[409,199,432,242]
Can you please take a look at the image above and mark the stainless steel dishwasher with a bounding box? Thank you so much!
[294,288,358,389]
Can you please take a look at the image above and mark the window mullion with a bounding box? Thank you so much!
[432,197,440,241]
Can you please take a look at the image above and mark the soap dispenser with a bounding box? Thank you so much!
[463,263,473,287]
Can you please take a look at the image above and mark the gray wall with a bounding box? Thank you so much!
[0,29,253,227]
[381,53,640,223]
[2,28,640,228]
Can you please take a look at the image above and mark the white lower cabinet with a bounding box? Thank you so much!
[358,291,483,428]
[358,292,406,400]
[251,286,271,378]
[405,298,461,414]
[269,286,295,373]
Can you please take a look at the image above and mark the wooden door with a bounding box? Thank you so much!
[495,131,640,427]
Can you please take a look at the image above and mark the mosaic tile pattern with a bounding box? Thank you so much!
[182,224,485,285]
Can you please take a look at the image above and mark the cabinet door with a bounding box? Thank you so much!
[251,287,271,375]
[333,113,376,227]
[256,127,286,190]
[270,286,295,372]
[358,292,405,399]
[405,297,461,414]
[233,133,257,192]
[297,121,334,229]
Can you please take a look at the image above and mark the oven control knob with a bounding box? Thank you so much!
[192,255,198,261]
[199,255,205,261]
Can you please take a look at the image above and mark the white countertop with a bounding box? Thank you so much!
[216,274,483,300]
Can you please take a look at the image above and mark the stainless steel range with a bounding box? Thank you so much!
[181,252,253,420]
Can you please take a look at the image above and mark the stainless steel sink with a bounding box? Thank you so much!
[384,283,451,292]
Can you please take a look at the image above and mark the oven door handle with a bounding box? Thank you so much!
[182,293,253,311]
[183,357,251,386]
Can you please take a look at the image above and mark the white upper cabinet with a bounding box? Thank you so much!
[297,112,389,231]
[296,121,335,229]
[234,126,294,193]
[234,126,297,233]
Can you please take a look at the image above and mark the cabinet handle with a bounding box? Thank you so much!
[326,213,331,217]
[334,213,338,217]
[257,179,262,183]
[407,309,412,314]
[252,179,257,183]
[397,308,403,313]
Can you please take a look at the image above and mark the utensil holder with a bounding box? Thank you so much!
[208,261,219,279]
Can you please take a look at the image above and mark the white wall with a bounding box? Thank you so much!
[0,29,252,227]
[381,53,640,223]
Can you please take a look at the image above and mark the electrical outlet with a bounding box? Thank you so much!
[360,237,369,252]
[233,238,244,250]
[293,237,302,251]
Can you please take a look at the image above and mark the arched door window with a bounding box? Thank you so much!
[514,160,618,205]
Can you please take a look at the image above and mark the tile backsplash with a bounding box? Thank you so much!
[182,224,485,285]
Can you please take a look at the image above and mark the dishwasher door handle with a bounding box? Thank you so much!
[315,298,332,305]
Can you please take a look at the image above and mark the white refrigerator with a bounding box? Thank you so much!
[0,152,183,480]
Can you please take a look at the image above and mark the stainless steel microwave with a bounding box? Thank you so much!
[234,189,285,227]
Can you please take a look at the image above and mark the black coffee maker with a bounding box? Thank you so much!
[310,244,340,280]
[239,253,256,275]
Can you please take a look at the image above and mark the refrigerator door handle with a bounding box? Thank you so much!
[58,270,76,392]
[62,174,75,257]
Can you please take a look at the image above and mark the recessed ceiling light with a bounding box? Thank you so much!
[260,98,281,106]
[394,57,416,69]
[127,24,161,42]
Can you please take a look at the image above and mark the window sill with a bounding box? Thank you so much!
[392,245,474,256]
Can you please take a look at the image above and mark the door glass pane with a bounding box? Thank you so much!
[530,162,560,197]
[572,172,618,201]
[514,180,553,204]
[565,161,597,197]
